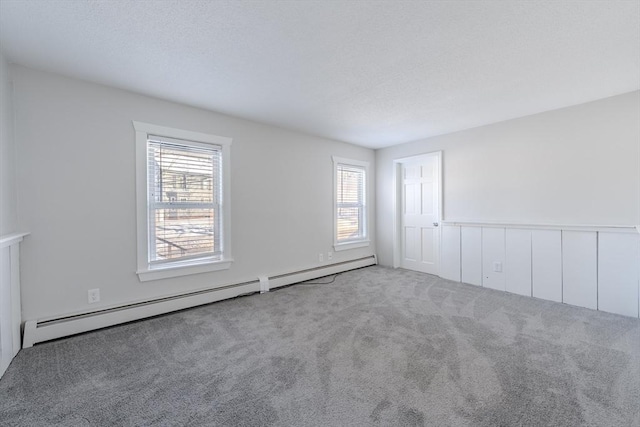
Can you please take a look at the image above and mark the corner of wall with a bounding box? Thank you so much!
[0,50,18,236]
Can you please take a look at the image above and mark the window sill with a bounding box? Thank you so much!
[334,240,370,252]
[137,258,234,282]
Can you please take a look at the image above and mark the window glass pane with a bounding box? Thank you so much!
[148,142,220,204]
[152,208,219,261]
[336,163,365,242]
[337,207,361,241]
[337,166,363,204]
[148,138,222,264]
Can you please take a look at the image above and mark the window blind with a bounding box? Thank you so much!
[147,135,222,264]
[336,163,365,242]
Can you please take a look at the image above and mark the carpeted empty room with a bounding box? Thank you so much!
[2,266,639,426]
[2,2,640,426]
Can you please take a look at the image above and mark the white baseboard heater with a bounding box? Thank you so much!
[23,255,377,348]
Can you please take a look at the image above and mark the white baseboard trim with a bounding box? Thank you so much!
[22,255,377,348]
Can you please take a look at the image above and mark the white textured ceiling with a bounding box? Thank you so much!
[1,1,639,149]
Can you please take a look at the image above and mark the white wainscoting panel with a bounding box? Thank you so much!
[0,247,11,375]
[598,232,639,317]
[1,233,28,379]
[505,229,532,297]
[482,227,506,291]
[440,225,461,282]
[461,226,482,286]
[439,222,638,318]
[562,231,597,310]
[531,230,562,302]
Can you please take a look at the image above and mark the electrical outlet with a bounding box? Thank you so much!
[319,253,324,262]
[493,262,502,273]
[327,251,333,261]
[88,288,100,304]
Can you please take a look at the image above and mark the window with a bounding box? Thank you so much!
[134,122,232,281]
[333,157,369,251]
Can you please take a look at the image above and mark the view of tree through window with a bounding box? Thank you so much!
[147,138,222,263]
[336,163,365,242]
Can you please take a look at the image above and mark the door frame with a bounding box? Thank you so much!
[392,151,443,271]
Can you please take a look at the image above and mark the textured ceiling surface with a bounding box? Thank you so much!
[1,0,639,149]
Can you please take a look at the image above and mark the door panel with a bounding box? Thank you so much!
[400,154,440,275]
[404,183,418,215]
[421,227,436,264]
[421,183,435,215]
[404,227,418,261]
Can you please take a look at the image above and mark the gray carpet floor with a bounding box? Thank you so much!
[1,266,639,426]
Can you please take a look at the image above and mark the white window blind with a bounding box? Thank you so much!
[147,135,222,265]
[336,163,366,243]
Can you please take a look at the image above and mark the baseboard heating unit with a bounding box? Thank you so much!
[22,255,377,348]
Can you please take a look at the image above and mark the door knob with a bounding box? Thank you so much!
[433,222,439,227]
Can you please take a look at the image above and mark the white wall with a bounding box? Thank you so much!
[12,66,376,321]
[376,91,640,266]
[0,50,17,235]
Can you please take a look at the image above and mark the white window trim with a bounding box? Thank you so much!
[332,156,370,252]
[134,121,233,281]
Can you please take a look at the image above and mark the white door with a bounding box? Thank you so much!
[400,153,440,274]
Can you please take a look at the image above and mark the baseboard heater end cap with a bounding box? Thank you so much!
[22,320,37,349]
[259,276,270,293]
